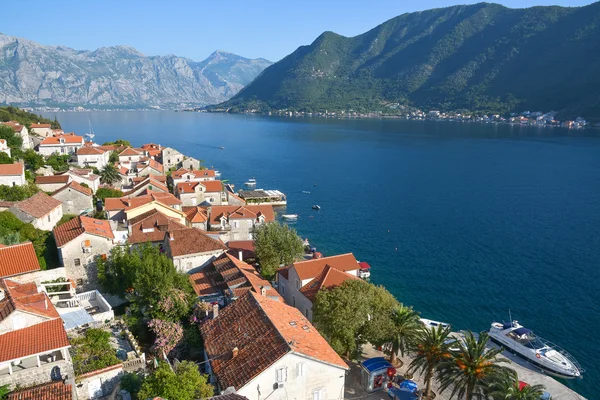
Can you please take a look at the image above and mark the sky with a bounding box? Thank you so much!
[2,0,595,62]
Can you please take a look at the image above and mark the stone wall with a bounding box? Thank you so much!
[52,189,93,215]
[75,364,123,400]
[0,359,74,391]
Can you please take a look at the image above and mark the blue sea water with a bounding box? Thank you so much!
[48,111,600,398]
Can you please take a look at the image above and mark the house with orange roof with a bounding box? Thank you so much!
[117,147,145,165]
[122,176,169,198]
[174,179,226,206]
[34,174,71,192]
[277,253,363,321]
[140,143,162,159]
[63,167,100,193]
[104,191,184,224]
[171,168,216,187]
[51,181,93,215]
[200,291,348,400]
[183,206,209,230]
[127,209,187,247]
[29,123,53,138]
[208,205,275,241]
[0,279,73,389]
[1,121,32,149]
[161,147,184,170]
[7,381,73,400]
[0,138,10,158]
[76,146,110,170]
[9,192,63,231]
[38,133,84,156]
[162,227,227,273]
[0,163,25,187]
[53,216,115,289]
[0,242,41,280]
[189,253,281,304]
[136,158,164,177]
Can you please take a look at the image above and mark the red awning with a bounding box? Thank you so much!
[518,381,528,391]
[359,261,371,271]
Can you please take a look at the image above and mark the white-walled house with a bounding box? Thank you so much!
[53,216,115,289]
[9,192,63,231]
[0,163,25,187]
[200,291,348,400]
[29,123,53,138]
[64,168,100,193]
[162,227,227,273]
[277,253,362,321]
[0,121,32,149]
[34,174,71,193]
[171,168,216,187]
[76,146,110,170]
[38,133,84,156]
[207,205,275,242]
[0,139,10,157]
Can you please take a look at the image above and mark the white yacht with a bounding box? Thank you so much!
[488,320,583,379]
[420,318,451,330]
[281,214,298,221]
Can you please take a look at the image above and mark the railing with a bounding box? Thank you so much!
[540,337,585,374]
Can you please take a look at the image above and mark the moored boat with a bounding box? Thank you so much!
[488,319,583,379]
[244,178,257,187]
[420,318,451,330]
[312,205,320,210]
[282,214,298,220]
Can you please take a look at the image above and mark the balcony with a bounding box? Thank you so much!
[50,289,114,330]
[0,349,69,387]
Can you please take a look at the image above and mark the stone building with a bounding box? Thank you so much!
[51,181,94,215]
[160,147,184,170]
[9,192,63,231]
[0,163,25,187]
[162,227,227,273]
[34,174,71,193]
[207,205,275,241]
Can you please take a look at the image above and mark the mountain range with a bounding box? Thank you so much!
[0,34,272,108]
[217,2,600,120]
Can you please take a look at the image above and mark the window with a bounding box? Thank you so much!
[296,279,300,289]
[305,308,309,318]
[313,388,326,400]
[74,258,81,266]
[292,296,296,307]
[47,215,51,222]
[232,221,239,229]
[276,367,287,383]
[280,284,285,295]
[296,362,305,378]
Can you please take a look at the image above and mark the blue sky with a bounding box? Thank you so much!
[2,0,594,62]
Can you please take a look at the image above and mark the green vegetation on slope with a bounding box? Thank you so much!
[0,106,61,129]
[217,2,600,120]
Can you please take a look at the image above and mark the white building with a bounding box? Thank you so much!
[200,291,348,400]
[38,133,84,156]
[162,227,227,273]
[0,139,10,158]
[0,121,32,149]
[171,168,216,187]
[29,123,53,138]
[9,192,63,231]
[161,147,184,170]
[64,168,101,193]
[0,163,25,187]
[76,147,110,170]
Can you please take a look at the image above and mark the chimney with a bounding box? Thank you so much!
[260,286,267,296]
[232,347,239,358]
[212,303,219,319]
[238,250,243,261]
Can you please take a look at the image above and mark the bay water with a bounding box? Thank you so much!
[48,111,600,398]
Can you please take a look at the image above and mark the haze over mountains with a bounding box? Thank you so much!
[219,2,600,120]
[0,34,272,108]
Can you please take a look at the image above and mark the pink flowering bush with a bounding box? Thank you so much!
[155,288,189,321]
[148,319,183,356]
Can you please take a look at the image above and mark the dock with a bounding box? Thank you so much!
[238,189,287,205]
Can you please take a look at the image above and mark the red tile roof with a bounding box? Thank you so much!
[201,180,223,193]
[30,123,52,129]
[0,242,40,278]
[40,134,84,145]
[189,268,223,296]
[14,192,62,218]
[227,240,256,260]
[53,216,114,247]
[176,181,199,194]
[35,175,70,184]
[1,279,60,320]
[128,209,187,244]
[184,206,208,223]
[123,176,169,196]
[1,121,24,132]
[77,146,108,155]
[105,191,182,211]
[52,180,93,197]
[119,147,143,157]
[299,265,360,302]
[200,291,347,391]
[166,227,227,257]
[132,175,167,184]
[292,253,360,281]
[209,205,275,225]
[0,163,24,176]
[7,381,73,400]
[192,169,215,178]
[0,318,69,363]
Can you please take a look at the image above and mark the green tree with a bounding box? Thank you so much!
[45,154,71,172]
[313,279,400,358]
[102,139,131,147]
[0,125,23,151]
[487,369,546,400]
[382,305,421,365]
[408,324,453,400]
[0,384,9,399]
[96,187,123,201]
[22,149,45,171]
[138,361,213,400]
[57,214,78,226]
[70,328,121,375]
[0,231,21,245]
[109,151,119,163]
[0,182,39,201]
[253,221,304,279]
[0,152,13,164]
[99,163,121,185]
[437,331,509,400]
[121,372,144,400]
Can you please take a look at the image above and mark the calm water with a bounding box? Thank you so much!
[49,111,600,398]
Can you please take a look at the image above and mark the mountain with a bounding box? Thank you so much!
[217,2,600,120]
[0,34,272,108]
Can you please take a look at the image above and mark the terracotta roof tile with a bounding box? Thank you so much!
[176,181,199,194]
[7,381,72,400]
[105,192,182,212]
[192,169,215,178]
[0,318,69,363]
[30,123,52,129]
[14,192,62,218]
[40,134,84,145]
[77,146,107,155]
[189,268,223,296]
[201,180,223,193]
[299,265,360,302]
[1,122,24,132]
[123,176,169,196]
[119,147,143,157]
[200,292,347,391]
[128,210,187,244]
[132,175,166,184]
[277,266,290,280]
[184,206,208,223]
[292,253,360,281]
[209,205,274,225]
[0,163,24,176]
[0,242,40,278]
[53,216,114,247]
[35,175,70,184]
[167,228,227,257]
[52,181,93,197]
[1,279,60,320]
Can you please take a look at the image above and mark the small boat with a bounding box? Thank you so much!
[312,205,321,210]
[244,178,257,187]
[488,319,583,379]
[301,190,311,194]
[215,170,222,177]
[84,133,95,139]
[220,146,225,150]
[282,214,298,220]
[420,318,451,330]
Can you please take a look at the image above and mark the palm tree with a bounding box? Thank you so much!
[487,369,546,400]
[408,324,453,399]
[100,163,121,185]
[383,305,421,365]
[437,331,510,400]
